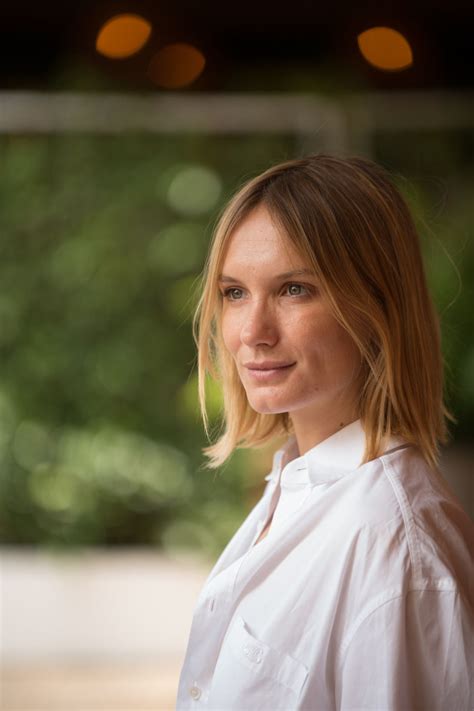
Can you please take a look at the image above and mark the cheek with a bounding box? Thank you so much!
[329,325,361,373]
[220,315,240,354]
[304,318,358,367]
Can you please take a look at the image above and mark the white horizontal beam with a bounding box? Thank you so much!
[0,91,344,135]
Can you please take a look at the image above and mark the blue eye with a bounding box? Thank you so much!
[221,283,310,301]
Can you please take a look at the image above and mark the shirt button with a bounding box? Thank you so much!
[189,685,201,700]
[243,644,263,663]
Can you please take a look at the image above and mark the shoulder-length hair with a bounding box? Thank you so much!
[191,152,456,473]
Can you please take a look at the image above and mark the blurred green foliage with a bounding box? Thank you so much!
[0,128,472,558]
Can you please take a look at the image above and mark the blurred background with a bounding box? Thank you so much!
[0,1,473,709]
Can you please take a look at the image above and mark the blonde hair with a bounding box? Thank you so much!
[191,153,456,472]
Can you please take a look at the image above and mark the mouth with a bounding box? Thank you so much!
[246,363,296,381]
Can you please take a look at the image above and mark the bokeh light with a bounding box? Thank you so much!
[166,164,222,215]
[96,14,152,59]
[357,27,413,71]
[147,43,206,88]
[148,222,205,276]
[12,420,56,471]
[28,463,83,514]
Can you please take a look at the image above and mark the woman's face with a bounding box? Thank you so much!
[218,204,362,449]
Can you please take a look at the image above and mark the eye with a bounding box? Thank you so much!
[286,283,308,297]
[220,283,310,301]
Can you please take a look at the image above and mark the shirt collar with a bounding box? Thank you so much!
[264,418,408,488]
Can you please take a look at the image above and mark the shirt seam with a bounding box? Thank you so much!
[381,452,423,584]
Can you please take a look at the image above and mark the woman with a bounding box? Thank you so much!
[175,153,473,710]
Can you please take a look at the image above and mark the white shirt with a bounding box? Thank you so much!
[176,419,474,710]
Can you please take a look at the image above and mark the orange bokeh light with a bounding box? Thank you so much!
[148,43,206,88]
[96,14,152,59]
[357,27,413,71]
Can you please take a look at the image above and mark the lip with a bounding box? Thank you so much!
[246,363,296,381]
[244,361,294,370]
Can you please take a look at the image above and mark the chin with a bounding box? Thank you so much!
[248,400,288,415]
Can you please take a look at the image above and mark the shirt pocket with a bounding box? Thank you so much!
[207,613,309,710]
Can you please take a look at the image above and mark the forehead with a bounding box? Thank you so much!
[221,206,304,271]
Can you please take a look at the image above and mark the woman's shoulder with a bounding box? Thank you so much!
[379,443,473,542]
[358,444,474,599]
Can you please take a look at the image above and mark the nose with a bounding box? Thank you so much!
[240,301,279,347]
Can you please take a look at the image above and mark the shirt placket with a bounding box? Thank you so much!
[179,480,279,708]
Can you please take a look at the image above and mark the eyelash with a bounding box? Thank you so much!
[220,282,311,301]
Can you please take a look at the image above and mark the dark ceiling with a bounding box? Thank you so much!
[1,0,473,91]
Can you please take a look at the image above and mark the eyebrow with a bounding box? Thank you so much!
[217,269,316,283]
